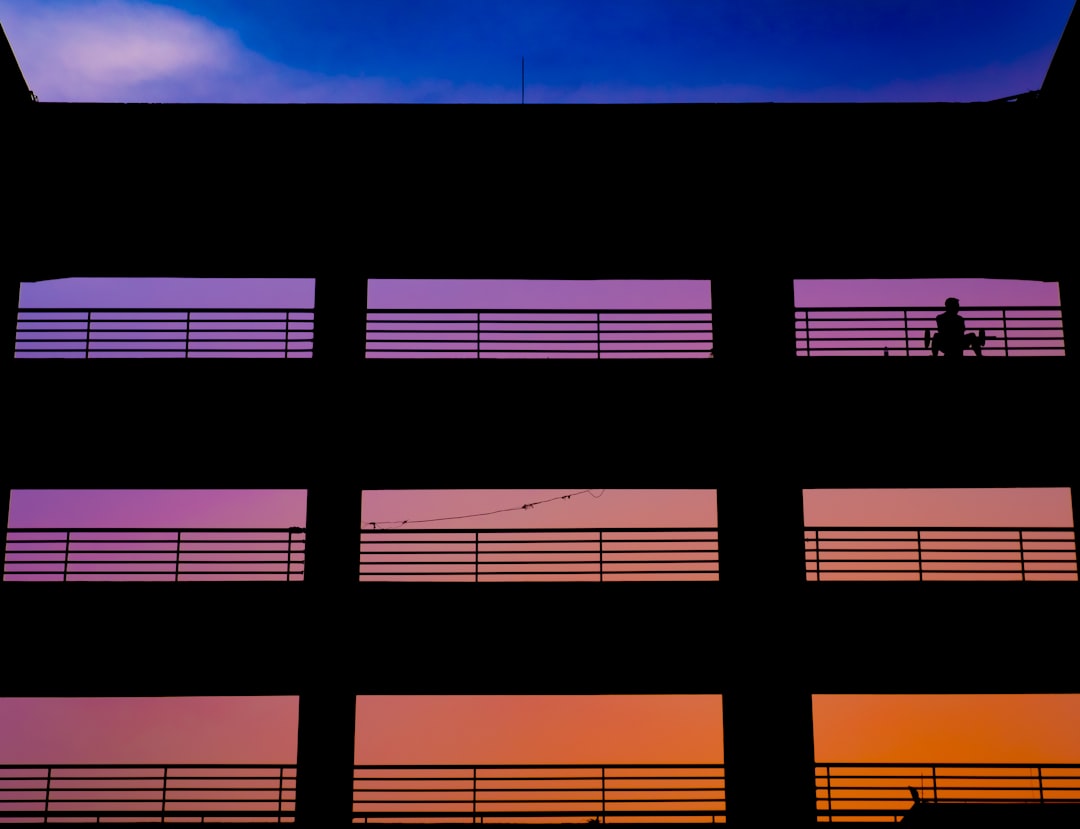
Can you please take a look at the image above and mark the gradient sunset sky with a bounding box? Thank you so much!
[3,484,1078,773]
[0,0,1074,103]
[3,275,1075,776]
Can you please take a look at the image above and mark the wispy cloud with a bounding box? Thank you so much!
[0,0,514,102]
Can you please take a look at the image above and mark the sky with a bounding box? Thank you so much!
[3,275,1076,816]
[3,487,1077,795]
[0,0,1075,103]
[14,277,1064,359]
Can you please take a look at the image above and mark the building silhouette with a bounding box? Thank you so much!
[2,7,1079,828]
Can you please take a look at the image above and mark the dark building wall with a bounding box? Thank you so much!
[1,94,1077,829]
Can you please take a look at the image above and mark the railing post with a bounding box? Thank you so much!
[931,767,938,802]
[1038,765,1045,804]
[1001,309,1009,357]
[296,486,361,829]
[175,530,182,582]
[475,531,480,583]
[44,766,52,818]
[916,530,923,582]
[278,765,287,822]
[598,530,604,582]
[472,767,478,823]
[814,529,821,581]
[903,309,910,357]
[85,310,92,359]
[825,765,832,823]
[595,312,601,359]
[1018,529,1026,581]
[476,312,482,359]
[161,766,169,820]
[184,310,192,358]
[287,527,299,581]
[601,766,606,823]
[63,530,71,582]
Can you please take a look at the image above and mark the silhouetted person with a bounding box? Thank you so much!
[908,786,922,804]
[925,297,986,357]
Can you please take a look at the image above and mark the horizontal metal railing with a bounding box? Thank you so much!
[14,308,314,358]
[359,527,720,581]
[353,764,726,823]
[794,305,1065,357]
[804,526,1077,581]
[816,762,1080,822]
[0,763,296,823]
[3,527,306,581]
[365,308,714,358]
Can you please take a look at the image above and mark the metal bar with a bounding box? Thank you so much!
[601,766,607,824]
[1002,309,1009,357]
[278,766,286,822]
[904,309,910,357]
[815,529,822,582]
[598,530,604,582]
[917,529,923,581]
[826,765,833,824]
[162,766,169,819]
[1019,529,1026,581]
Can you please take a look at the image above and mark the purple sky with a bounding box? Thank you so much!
[17,277,1059,310]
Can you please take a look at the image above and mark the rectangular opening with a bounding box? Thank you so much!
[0,696,298,822]
[793,278,1064,357]
[15,277,314,358]
[813,694,1080,822]
[803,488,1076,581]
[360,489,718,582]
[365,279,713,359]
[4,490,307,582]
[354,695,725,823]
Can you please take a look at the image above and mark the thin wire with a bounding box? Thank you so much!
[366,489,605,529]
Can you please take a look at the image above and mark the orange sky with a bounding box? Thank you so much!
[3,489,1078,785]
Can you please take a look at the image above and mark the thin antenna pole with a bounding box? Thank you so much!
[521,56,524,104]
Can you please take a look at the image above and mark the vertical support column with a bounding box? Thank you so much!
[3,278,18,363]
[312,275,367,364]
[715,274,816,827]
[0,488,9,586]
[712,276,796,365]
[1056,279,1078,360]
[723,688,817,829]
[720,485,816,829]
[294,275,367,829]
[1,281,19,585]
[294,485,362,829]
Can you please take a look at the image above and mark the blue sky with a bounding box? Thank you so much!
[1,0,1074,103]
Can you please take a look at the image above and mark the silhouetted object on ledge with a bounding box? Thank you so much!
[909,785,922,804]
[901,800,1080,826]
[923,297,986,357]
